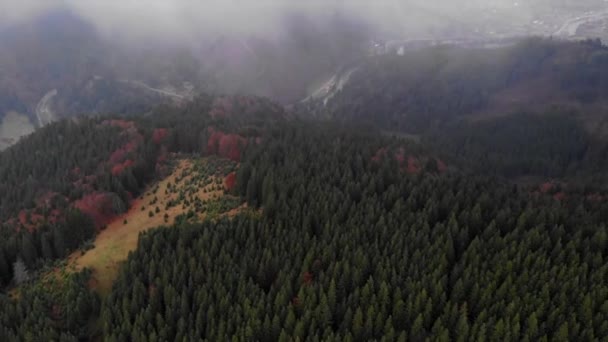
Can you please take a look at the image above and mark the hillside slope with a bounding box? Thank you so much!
[308,38,608,132]
[0,95,284,289]
[302,38,608,182]
[3,36,608,340]
[101,122,608,341]
[70,158,246,295]
[0,9,373,150]
[0,99,607,340]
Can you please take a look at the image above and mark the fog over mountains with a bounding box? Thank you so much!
[2,1,608,40]
[0,0,607,149]
[3,2,608,341]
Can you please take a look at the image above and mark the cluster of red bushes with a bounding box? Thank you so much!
[70,166,97,193]
[7,193,64,232]
[36,192,59,208]
[148,284,158,298]
[224,172,237,191]
[108,127,144,176]
[152,128,168,145]
[155,146,171,176]
[373,148,421,174]
[532,181,606,203]
[302,271,314,285]
[534,181,608,202]
[539,182,556,194]
[111,160,135,176]
[207,128,247,162]
[72,175,97,194]
[6,122,147,232]
[371,147,388,163]
[393,148,421,174]
[406,156,422,174]
[553,192,567,201]
[74,192,119,228]
[535,182,567,201]
[301,259,323,287]
[291,297,301,307]
[436,159,447,173]
[394,148,406,164]
[109,140,139,165]
[17,210,45,232]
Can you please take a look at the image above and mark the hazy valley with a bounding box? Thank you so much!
[1,2,608,341]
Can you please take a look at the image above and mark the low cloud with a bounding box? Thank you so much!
[3,0,600,43]
[0,0,56,25]
[0,0,538,40]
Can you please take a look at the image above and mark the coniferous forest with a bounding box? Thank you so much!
[1,41,608,341]
[1,106,607,340]
[100,124,608,341]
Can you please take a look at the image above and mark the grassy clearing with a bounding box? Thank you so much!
[68,158,246,295]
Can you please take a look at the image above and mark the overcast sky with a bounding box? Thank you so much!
[0,0,600,41]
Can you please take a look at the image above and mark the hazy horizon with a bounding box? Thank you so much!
[3,0,603,43]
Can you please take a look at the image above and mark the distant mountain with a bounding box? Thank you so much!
[302,38,608,181]
[4,5,608,341]
[0,10,177,148]
[2,93,608,341]
[0,9,372,149]
[0,94,284,283]
[306,38,608,131]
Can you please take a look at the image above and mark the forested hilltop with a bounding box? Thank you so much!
[2,36,608,340]
[102,123,608,341]
[0,92,606,340]
[310,38,608,132]
[0,95,283,287]
[0,8,370,139]
[302,38,608,186]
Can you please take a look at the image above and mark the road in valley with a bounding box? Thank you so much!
[119,80,186,100]
[35,89,57,127]
[553,9,608,37]
[302,66,359,106]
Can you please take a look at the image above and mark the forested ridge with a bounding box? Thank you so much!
[0,8,372,130]
[0,270,99,340]
[101,123,608,341]
[1,45,608,340]
[300,38,608,184]
[4,117,605,340]
[0,95,282,288]
[311,38,608,133]
[427,112,593,178]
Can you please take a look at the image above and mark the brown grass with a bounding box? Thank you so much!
[67,158,244,296]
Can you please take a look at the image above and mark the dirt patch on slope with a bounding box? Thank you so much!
[68,158,245,295]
